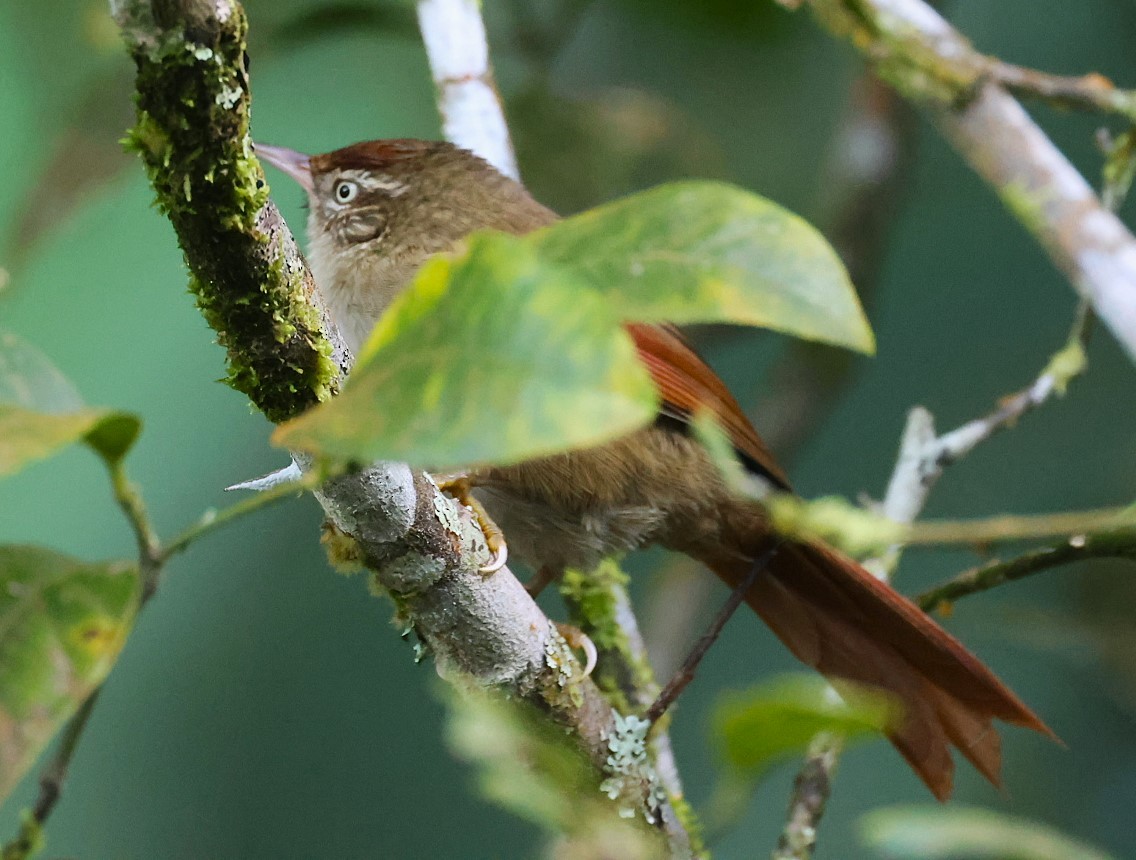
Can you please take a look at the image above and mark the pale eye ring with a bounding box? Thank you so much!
[334,180,359,203]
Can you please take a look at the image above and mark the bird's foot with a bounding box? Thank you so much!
[554,622,598,677]
[433,472,508,574]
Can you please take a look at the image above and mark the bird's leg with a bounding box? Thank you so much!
[432,472,508,574]
[645,543,782,724]
[526,565,561,598]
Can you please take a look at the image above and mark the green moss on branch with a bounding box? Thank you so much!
[121,1,336,422]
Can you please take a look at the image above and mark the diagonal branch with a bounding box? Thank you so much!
[917,526,1136,614]
[415,0,519,179]
[795,0,1136,365]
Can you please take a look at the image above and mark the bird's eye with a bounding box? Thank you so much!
[334,180,359,203]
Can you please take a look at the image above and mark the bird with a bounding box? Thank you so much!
[256,138,1054,800]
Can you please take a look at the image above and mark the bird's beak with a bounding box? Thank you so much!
[255,143,313,194]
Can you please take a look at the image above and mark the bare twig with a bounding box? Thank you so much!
[775,302,1091,858]
[917,526,1136,614]
[645,545,781,725]
[988,65,1136,124]
[1,691,101,860]
[773,733,841,860]
[415,0,519,179]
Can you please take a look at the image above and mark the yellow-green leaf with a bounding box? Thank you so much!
[0,405,141,477]
[0,545,141,804]
[531,181,874,353]
[275,233,657,469]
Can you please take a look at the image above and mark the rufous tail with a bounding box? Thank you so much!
[709,542,1055,800]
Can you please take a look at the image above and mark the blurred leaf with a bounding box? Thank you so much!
[268,2,418,48]
[276,182,869,469]
[613,0,794,39]
[7,69,134,267]
[767,493,905,557]
[274,232,657,468]
[0,405,141,478]
[0,545,141,804]
[532,181,874,353]
[0,330,84,413]
[860,805,1117,860]
[714,674,896,775]
[445,687,666,859]
[512,87,730,215]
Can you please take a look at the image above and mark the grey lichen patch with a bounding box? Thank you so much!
[543,624,585,709]
[121,4,338,423]
[599,712,667,824]
[431,487,465,539]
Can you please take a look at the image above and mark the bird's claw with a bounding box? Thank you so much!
[555,622,598,678]
[433,472,509,575]
[480,540,508,574]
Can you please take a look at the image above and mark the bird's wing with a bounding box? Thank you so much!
[626,323,791,491]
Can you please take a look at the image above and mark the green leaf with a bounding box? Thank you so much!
[860,806,1118,860]
[276,181,871,470]
[531,181,874,354]
[275,233,657,469]
[713,674,897,775]
[0,405,141,477]
[0,545,141,804]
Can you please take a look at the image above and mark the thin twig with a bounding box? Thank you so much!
[1,691,102,860]
[865,302,1091,577]
[775,301,1091,858]
[2,455,325,857]
[645,545,781,725]
[902,504,1134,548]
[989,64,1136,123]
[917,526,1136,614]
[158,470,320,565]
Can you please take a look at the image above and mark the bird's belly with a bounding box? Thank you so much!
[471,425,763,573]
[474,483,665,573]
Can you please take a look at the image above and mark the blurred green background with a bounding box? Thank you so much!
[2,0,1135,857]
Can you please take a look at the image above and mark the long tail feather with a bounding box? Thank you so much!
[709,542,1054,800]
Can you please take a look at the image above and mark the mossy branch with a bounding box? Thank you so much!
[114,0,340,422]
[917,527,1136,615]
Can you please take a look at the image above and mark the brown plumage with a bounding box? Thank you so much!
[258,138,1055,799]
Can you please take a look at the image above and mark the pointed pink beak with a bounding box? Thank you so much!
[256,143,313,193]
